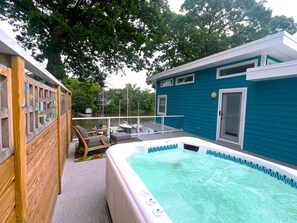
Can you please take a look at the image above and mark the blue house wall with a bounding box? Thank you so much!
[156,56,297,166]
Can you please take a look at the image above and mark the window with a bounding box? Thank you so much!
[160,79,173,88]
[217,59,258,79]
[176,74,194,85]
[157,95,167,115]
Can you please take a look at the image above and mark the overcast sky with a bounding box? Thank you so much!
[1,0,297,90]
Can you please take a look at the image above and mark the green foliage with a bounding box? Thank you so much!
[0,0,171,84]
[149,0,297,74]
[63,78,100,113]
[103,84,155,115]
[1,0,296,82]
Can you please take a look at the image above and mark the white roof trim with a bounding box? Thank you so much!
[246,60,297,81]
[0,28,70,93]
[147,31,297,83]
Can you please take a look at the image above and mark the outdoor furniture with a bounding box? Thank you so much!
[92,127,108,136]
[73,125,110,159]
[110,132,132,144]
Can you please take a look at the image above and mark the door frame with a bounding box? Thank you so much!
[216,87,247,149]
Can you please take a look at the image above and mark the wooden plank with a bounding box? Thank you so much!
[26,121,57,165]
[66,91,69,158]
[2,207,16,223]
[0,181,16,223]
[0,156,15,195]
[25,121,58,221]
[56,86,62,194]
[69,95,73,141]
[11,55,27,223]
[60,114,67,171]
[29,164,58,223]
[26,146,58,221]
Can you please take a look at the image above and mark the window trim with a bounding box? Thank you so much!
[266,58,281,65]
[157,95,167,116]
[216,59,258,79]
[175,74,195,86]
[160,78,173,88]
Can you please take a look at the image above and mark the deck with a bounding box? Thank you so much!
[52,131,297,223]
[51,132,195,223]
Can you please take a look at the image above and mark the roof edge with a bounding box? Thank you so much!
[147,31,296,84]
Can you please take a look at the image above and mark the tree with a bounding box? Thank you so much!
[63,78,100,113]
[149,0,297,74]
[105,84,155,115]
[0,0,171,85]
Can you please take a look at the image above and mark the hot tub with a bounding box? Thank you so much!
[106,137,297,223]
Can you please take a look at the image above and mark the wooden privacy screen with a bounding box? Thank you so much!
[24,75,57,142]
[0,51,72,222]
[0,64,13,164]
[26,120,59,222]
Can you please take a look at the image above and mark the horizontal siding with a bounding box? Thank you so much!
[0,156,16,223]
[157,55,297,166]
[61,113,67,172]
[26,121,59,222]
[244,78,297,165]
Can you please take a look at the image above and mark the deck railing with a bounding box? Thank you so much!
[72,115,184,137]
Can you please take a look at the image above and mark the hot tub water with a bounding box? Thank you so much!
[128,149,297,223]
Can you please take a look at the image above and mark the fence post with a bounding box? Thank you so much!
[137,117,140,136]
[56,86,62,194]
[66,91,69,158]
[161,116,165,134]
[108,118,111,137]
[11,55,27,222]
[69,94,73,141]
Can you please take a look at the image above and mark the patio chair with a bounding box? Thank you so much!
[73,125,110,159]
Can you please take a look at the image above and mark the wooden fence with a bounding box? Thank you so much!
[0,55,71,222]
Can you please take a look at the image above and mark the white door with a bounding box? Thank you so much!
[216,88,247,148]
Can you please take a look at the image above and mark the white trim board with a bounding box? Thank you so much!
[216,59,258,79]
[157,95,167,116]
[147,32,297,84]
[175,73,195,85]
[247,60,297,81]
[216,87,248,149]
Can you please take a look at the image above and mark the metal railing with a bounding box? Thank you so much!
[72,115,184,137]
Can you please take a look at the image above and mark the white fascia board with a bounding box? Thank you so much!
[283,31,297,52]
[0,28,70,93]
[147,31,297,83]
[246,60,297,81]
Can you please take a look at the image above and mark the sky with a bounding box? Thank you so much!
[1,0,297,90]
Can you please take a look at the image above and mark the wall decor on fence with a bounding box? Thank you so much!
[24,75,59,142]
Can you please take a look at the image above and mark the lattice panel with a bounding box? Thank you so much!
[60,93,66,115]
[25,76,57,142]
[0,64,13,163]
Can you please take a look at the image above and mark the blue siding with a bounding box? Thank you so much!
[156,56,297,166]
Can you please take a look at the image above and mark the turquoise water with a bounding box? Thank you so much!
[128,149,297,223]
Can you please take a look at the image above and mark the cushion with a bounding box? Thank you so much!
[110,132,131,141]
[76,125,88,139]
[87,136,110,147]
